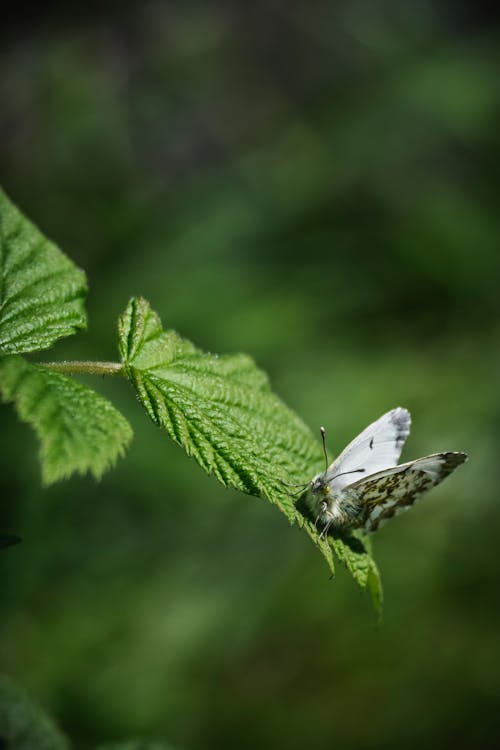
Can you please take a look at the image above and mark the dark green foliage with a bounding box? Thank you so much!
[0,675,69,750]
[0,676,176,750]
[1,4,493,747]
[0,535,21,550]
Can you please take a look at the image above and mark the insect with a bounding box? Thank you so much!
[307,407,467,536]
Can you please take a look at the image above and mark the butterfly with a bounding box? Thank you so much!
[307,408,467,536]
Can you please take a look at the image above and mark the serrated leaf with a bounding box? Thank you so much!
[0,674,69,750]
[330,534,371,586]
[0,356,132,484]
[118,297,322,521]
[0,187,87,355]
[118,296,383,609]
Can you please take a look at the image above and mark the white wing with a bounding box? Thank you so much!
[348,451,468,531]
[325,407,411,490]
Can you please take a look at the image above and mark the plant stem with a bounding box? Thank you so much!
[39,361,125,377]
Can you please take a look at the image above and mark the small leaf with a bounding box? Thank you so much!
[119,297,322,521]
[0,674,69,749]
[0,187,87,355]
[0,356,132,484]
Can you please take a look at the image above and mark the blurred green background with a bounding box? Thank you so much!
[1,1,499,748]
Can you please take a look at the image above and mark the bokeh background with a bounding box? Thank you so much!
[1,2,499,748]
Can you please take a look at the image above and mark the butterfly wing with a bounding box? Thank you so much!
[326,407,411,491]
[348,451,467,532]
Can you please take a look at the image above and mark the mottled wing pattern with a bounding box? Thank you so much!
[326,407,411,491]
[349,452,467,532]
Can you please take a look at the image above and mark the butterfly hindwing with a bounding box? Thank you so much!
[348,451,468,532]
[325,407,411,491]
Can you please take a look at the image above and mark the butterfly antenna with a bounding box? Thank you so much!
[320,426,329,472]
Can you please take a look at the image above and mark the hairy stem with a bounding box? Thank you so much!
[39,361,124,377]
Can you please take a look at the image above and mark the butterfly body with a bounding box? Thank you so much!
[317,490,360,529]
[308,408,467,535]
[310,476,361,529]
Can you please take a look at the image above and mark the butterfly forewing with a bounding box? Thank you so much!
[325,407,411,491]
[349,451,468,532]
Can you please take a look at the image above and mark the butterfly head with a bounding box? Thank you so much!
[310,472,330,496]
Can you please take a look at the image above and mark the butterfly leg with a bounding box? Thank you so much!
[278,478,309,490]
[318,517,334,540]
[288,487,309,498]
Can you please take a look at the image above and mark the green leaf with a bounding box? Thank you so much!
[0,187,87,355]
[0,674,69,749]
[0,356,132,485]
[118,297,322,522]
[118,296,383,607]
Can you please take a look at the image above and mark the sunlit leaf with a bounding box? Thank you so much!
[118,297,383,608]
[0,187,87,355]
[0,356,132,485]
[118,296,321,522]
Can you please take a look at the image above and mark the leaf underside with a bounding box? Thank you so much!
[0,187,87,355]
[118,297,382,610]
[0,356,133,485]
